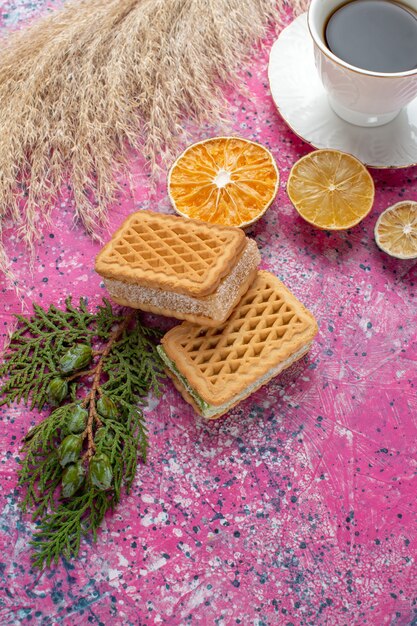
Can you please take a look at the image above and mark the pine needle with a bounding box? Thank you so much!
[0,0,307,278]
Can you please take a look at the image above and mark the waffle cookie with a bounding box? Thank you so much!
[95,211,261,325]
[158,271,318,419]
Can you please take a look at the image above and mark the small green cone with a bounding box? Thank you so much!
[96,396,118,419]
[67,405,88,434]
[59,344,93,375]
[58,434,83,467]
[89,453,113,490]
[62,461,85,498]
[47,377,68,406]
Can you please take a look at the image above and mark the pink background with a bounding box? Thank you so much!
[1,2,417,624]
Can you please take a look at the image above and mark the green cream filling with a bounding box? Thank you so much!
[157,345,212,415]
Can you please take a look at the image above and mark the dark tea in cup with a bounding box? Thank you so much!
[325,0,417,73]
[308,0,417,126]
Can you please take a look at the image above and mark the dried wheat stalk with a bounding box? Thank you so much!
[0,0,307,278]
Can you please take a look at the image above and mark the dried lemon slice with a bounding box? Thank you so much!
[287,149,375,230]
[374,201,417,259]
[168,137,279,228]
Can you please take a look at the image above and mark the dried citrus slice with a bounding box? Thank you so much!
[168,137,279,228]
[374,201,417,259]
[287,149,375,230]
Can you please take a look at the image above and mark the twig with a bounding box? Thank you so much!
[66,367,97,382]
[83,310,136,460]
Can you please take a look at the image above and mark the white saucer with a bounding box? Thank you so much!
[268,14,417,169]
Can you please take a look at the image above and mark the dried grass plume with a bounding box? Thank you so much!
[0,0,308,278]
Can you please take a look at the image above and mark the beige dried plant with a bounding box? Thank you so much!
[0,0,307,279]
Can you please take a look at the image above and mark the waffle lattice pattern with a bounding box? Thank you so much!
[163,272,317,403]
[95,211,245,296]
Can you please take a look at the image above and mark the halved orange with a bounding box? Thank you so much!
[287,149,375,230]
[375,201,417,259]
[168,137,279,228]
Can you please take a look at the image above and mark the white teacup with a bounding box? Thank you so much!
[308,0,417,127]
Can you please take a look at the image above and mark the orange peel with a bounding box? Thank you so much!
[168,136,279,228]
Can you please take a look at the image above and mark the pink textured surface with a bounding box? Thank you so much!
[1,3,417,625]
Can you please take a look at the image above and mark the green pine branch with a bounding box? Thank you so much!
[101,319,165,401]
[0,298,166,569]
[0,298,97,409]
[29,490,108,569]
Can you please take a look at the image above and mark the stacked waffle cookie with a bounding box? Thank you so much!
[95,211,260,326]
[158,271,318,419]
[96,211,318,419]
